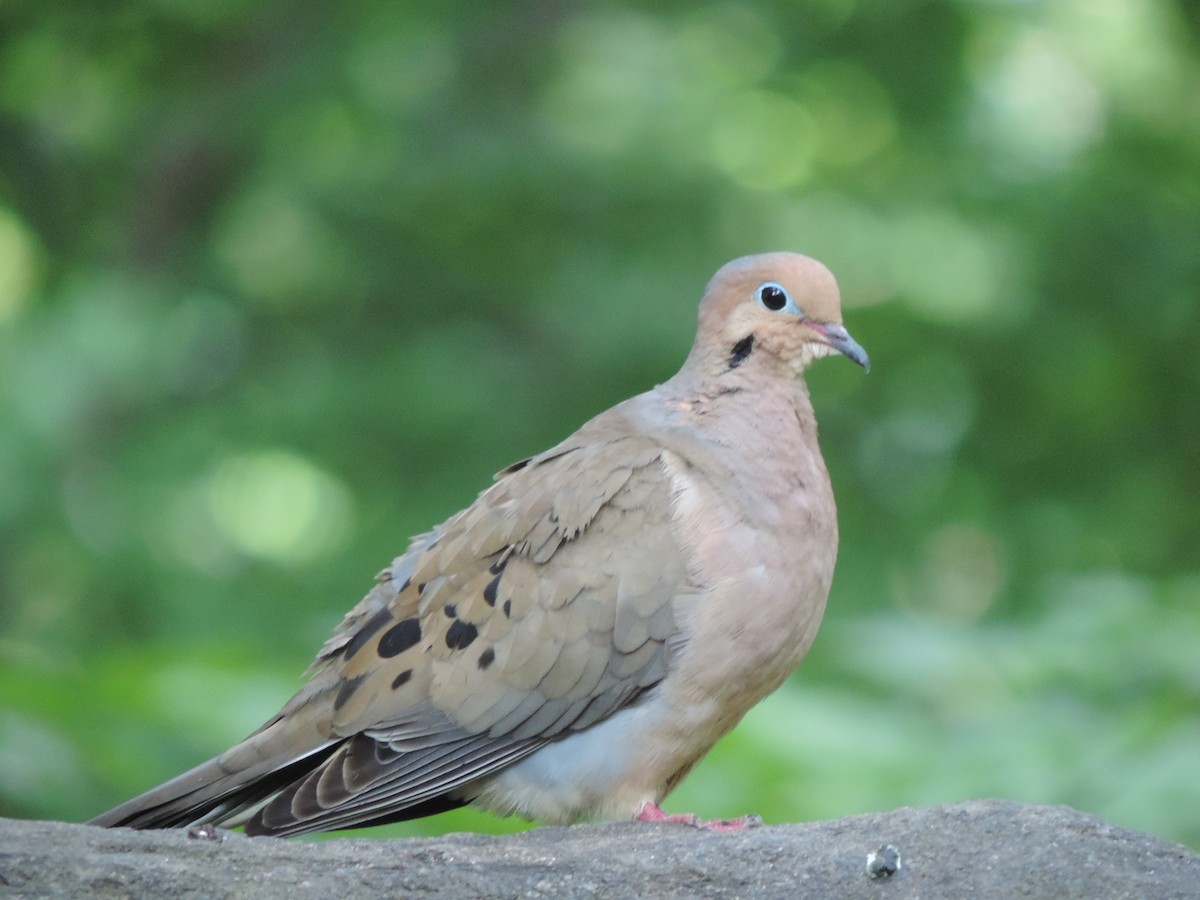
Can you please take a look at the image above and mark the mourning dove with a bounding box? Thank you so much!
[90,252,868,837]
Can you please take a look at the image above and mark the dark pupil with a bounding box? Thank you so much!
[761,286,787,310]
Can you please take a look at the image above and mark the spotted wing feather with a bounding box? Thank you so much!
[93,428,696,836]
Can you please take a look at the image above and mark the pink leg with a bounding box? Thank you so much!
[635,802,762,832]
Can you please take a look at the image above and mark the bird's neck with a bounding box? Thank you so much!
[661,355,819,442]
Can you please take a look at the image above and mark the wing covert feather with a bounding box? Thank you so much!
[251,431,700,832]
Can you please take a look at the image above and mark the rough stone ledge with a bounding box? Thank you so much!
[2,799,1197,898]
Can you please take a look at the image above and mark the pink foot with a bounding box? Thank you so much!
[635,802,763,832]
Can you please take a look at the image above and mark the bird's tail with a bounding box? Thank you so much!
[88,710,339,831]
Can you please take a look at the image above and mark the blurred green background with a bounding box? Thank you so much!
[1,0,1198,849]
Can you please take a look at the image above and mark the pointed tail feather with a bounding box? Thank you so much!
[89,705,343,831]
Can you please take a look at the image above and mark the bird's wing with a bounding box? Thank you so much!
[93,417,701,836]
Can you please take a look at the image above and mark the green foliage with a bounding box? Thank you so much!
[1,0,1197,848]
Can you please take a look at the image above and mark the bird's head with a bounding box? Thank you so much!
[691,252,869,379]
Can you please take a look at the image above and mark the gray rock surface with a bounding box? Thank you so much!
[2,800,1197,898]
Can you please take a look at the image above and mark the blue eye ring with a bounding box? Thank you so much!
[757,281,791,312]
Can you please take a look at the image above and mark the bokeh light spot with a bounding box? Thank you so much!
[904,524,1007,621]
[348,21,457,115]
[969,26,1104,177]
[711,91,818,191]
[889,209,1005,324]
[799,61,897,168]
[205,450,354,566]
[0,208,40,324]
[540,10,671,158]
[213,190,347,304]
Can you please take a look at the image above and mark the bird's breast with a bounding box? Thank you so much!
[658,405,838,716]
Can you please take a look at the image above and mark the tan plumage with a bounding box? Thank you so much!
[90,252,868,836]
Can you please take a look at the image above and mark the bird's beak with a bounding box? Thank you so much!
[809,322,870,372]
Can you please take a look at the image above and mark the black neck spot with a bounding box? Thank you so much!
[728,335,754,369]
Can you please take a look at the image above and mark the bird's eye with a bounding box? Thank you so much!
[757,282,791,312]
